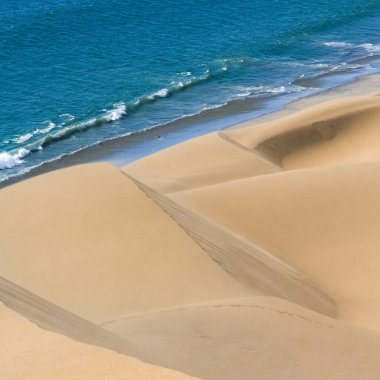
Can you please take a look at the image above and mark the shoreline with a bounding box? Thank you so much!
[2,71,380,190]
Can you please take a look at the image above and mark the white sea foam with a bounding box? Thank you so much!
[358,43,380,52]
[11,121,57,145]
[59,113,75,123]
[245,85,287,94]
[286,62,332,69]
[104,102,127,121]
[216,57,257,73]
[323,41,353,48]
[330,62,363,72]
[312,63,331,68]
[178,71,192,76]
[235,91,251,98]
[199,103,228,112]
[324,41,380,53]
[36,121,56,134]
[269,86,287,93]
[0,148,30,169]
[163,72,210,96]
[147,88,169,100]
[235,83,306,99]
[12,133,33,144]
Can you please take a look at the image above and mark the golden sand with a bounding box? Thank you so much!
[0,302,197,380]
[2,90,380,379]
[0,164,251,324]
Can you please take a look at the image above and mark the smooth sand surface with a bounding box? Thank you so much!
[0,302,196,380]
[171,162,380,328]
[3,91,380,379]
[0,163,251,324]
[131,176,337,318]
[124,132,279,193]
[103,296,380,380]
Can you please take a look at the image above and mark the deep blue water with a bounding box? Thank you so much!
[1,0,380,181]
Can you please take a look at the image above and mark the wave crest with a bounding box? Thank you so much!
[0,148,30,169]
[103,102,127,121]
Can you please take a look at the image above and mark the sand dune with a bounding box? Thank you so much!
[102,296,380,380]
[122,94,380,331]
[3,93,380,379]
[223,94,380,169]
[130,175,336,317]
[124,132,279,193]
[0,301,196,380]
[0,163,251,324]
[171,155,380,329]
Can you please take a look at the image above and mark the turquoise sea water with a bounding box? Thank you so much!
[1,0,380,181]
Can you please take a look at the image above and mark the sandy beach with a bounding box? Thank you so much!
[2,76,380,379]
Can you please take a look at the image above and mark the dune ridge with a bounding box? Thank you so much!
[125,173,336,317]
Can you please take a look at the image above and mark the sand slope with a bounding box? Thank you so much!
[0,302,196,380]
[223,94,380,169]
[171,162,380,328]
[124,132,279,193]
[131,176,336,317]
[103,296,380,380]
[0,163,251,324]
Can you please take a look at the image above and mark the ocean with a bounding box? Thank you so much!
[1,0,380,182]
